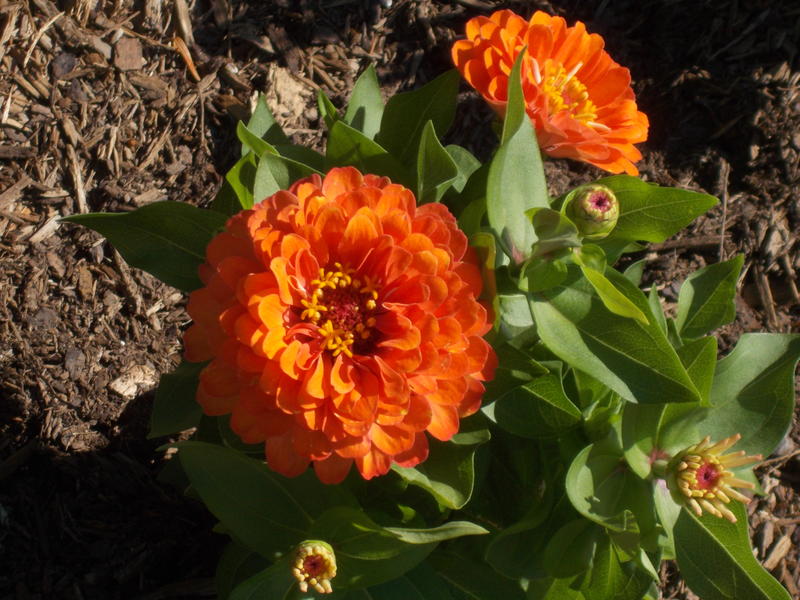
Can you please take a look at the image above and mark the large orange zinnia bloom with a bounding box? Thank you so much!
[452,10,649,175]
[183,167,496,484]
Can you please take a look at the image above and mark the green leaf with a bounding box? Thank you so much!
[530,266,701,405]
[544,519,600,578]
[497,292,534,339]
[274,144,326,173]
[367,563,460,600]
[701,333,800,457]
[622,259,646,285]
[253,152,282,201]
[444,145,481,194]
[310,507,436,590]
[176,442,353,557]
[527,576,585,599]
[326,120,410,185]
[385,521,488,544]
[229,557,297,600]
[237,120,276,158]
[483,373,580,439]
[580,534,652,600]
[578,263,649,325]
[520,258,568,293]
[528,208,581,258]
[392,429,490,509]
[487,53,548,263]
[565,442,654,535]
[344,65,384,140]
[676,336,717,404]
[257,152,323,197]
[216,541,266,600]
[211,179,243,216]
[62,201,226,292]
[245,95,290,150]
[416,121,459,204]
[317,90,339,130]
[675,503,791,600]
[148,360,204,438]
[597,175,718,243]
[377,70,459,165]
[647,286,667,334]
[675,254,743,339]
[225,152,259,210]
[430,549,527,600]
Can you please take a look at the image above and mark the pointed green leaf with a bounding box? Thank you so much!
[237,120,277,158]
[377,70,459,165]
[62,202,226,291]
[596,175,718,243]
[244,95,290,152]
[317,90,339,130]
[326,120,410,185]
[385,521,488,544]
[487,53,547,263]
[579,265,649,325]
[701,333,800,457]
[148,360,204,438]
[176,442,311,557]
[416,121,459,204]
[344,64,384,139]
[225,152,258,209]
[675,503,791,600]
[675,254,743,339]
[483,373,580,439]
[254,153,281,201]
[444,145,481,194]
[580,534,652,600]
[530,266,701,405]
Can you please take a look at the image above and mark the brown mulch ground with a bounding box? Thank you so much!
[1,1,798,598]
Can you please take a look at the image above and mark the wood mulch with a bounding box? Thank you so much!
[0,1,798,598]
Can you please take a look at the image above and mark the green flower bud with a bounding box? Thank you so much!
[564,184,618,240]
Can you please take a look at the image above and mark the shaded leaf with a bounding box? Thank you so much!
[148,360,204,438]
[63,202,226,292]
[377,70,459,165]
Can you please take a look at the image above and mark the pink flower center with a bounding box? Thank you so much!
[589,192,611,212]
[303,554,326,577]
[695,462,721,490]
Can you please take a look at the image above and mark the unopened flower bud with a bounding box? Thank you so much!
[667,434,761,522]
[564,184,618,240]
[291,540,337,594]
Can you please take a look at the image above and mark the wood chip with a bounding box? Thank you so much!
[763,534,792,571]
[0,174,32,211]
[28,215,61,244]
[114,36,145,71]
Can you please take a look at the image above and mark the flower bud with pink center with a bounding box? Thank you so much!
[565,184,619,240]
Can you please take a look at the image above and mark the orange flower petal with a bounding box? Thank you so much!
[182,168,496,483]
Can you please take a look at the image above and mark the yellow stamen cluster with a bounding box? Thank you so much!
[300,263,380,358]
[673,434,761,522]
[532,59,598,124]
[292,540,337,595]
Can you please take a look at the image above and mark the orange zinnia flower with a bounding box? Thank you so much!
[452,10,649,175]
[183,167,496,484]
